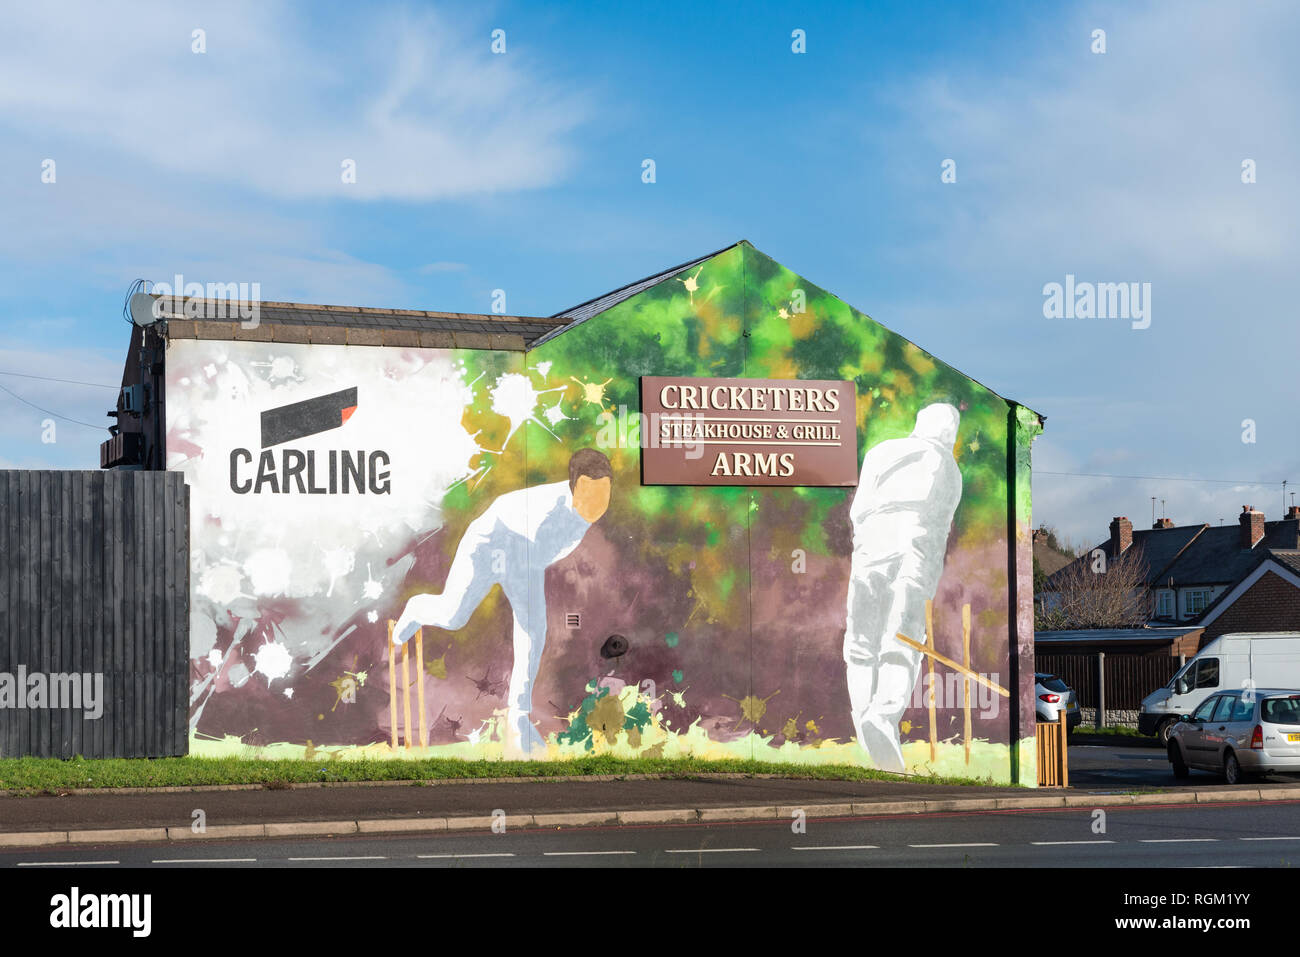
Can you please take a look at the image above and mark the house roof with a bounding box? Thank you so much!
[1048,518,1300,594]
[1033,539,1076,577]
[1272,550,1300,577]
[152,295,566,351]
[529,242,740,348]
[1154,520,1300,586]
[1192,548,1300,627]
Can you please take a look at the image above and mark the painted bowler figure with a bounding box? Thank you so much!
[844,403,962,773]
[392,449,613,757]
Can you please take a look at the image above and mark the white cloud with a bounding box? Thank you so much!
[0,1,588,201]
[864,0,1300,542]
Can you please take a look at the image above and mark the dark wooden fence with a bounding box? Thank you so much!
[1036,652,1181,711]
[0,470,189,758]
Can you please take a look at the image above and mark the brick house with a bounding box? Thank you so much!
[1042,505,1300,632]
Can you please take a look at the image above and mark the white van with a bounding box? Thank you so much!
[1139,632,1300,743]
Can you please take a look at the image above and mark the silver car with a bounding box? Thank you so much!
[1036,672,1081,730]
[1167,688,1300,784]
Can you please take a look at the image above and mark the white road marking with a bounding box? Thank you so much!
[792,845,879,851]
[1241,836,1300,841]
[1031,840,1115,846]
[417,852,515,859]
[287,855,386,861]
[542,851,636,857]
[908,842,998,848]
[664,848,760,854]
[1138,838,1219,844]
[17,860,118,867]
[152,858,257,864]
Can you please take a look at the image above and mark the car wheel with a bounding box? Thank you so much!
[1168,742,1189,780]
[1224,751,1244,785]
[1158,719,1177,746]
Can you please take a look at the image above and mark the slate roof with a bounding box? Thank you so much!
[1272,550,1300,577]
[529,242,741,347]
[1048,519,1300,592]
[1033,540,1076,577]
[1154,520,1300,586]
[151,295,565,346]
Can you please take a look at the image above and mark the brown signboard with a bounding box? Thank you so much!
[640,376,858,487]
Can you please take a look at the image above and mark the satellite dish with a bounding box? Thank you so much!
[129,292,162,327]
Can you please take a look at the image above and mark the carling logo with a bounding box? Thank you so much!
[230,387,392,495]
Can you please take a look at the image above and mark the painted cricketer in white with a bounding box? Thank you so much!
[844,403,962,772]
[393,449,613,756]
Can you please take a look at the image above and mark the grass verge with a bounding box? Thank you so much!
[0,755,1010,793]
[1074,725,1148,737]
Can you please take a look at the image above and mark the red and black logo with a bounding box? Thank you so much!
[260,387,358,448]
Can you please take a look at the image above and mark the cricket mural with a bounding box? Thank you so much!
[168,242,1041,783]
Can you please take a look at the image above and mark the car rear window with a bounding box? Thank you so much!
[1262,696,1300,726]
[1038,676,1069,693]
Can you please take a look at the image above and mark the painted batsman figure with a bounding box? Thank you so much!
[844,403,962,772]
[392,449,613,756]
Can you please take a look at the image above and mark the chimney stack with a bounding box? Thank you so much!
[1240,505,1265,548]
[1287,506,1300,521]
[1153,518,1174,529]
[1109,516,1133,555]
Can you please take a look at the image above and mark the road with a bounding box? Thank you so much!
[1069,742,1178,788]
[6,800,1299,867]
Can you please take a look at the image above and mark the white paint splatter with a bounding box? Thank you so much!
[323,547,355,597]
[207,649,222,668]
[490,372,541,440]
[283,688,294,699]
[366,610,379,623]
[204,363,217,378]
[543,402,569,425]
[198,564,244,604]
[362,563,382,600]
[244,548,292,596]
[536,361,552,377]
[269,356,297,380]
[252,640,293,685]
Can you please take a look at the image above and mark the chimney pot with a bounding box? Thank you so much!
[1153,518,1174,529]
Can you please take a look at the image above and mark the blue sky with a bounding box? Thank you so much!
[1,0,1296,547]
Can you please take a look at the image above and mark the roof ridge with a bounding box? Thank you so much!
[150,294,561,324]
[547,241,744,320]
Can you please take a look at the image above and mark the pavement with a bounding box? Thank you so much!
[6,760,1300,849]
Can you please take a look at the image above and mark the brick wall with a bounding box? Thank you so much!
[1202,570,1300,641]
